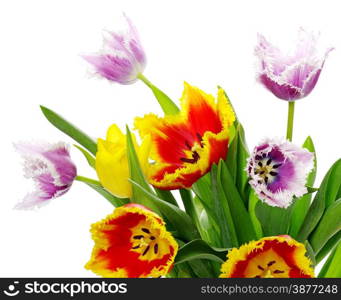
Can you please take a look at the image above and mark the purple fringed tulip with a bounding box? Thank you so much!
[246,138,314,208]
[15,142,77,209]
[83,15,146,84]
[255,29,333,101]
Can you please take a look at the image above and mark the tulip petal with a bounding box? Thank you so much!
[247,138,314,208]
[83,15,146,84]
[135,83,235,189]
[15,142,76,209]
[85,204,178,278]
[95,125,151,198]
[255,29,332,101]
[220,236,314,278]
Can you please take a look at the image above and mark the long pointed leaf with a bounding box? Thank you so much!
[220,161,256,244]
[318,242,341,278]
[315,231,341,264]
[138,74,179,115]
[226,121,250,202]
[175,239,229,265]
[255,201,293,236]
[73,144,95,169]
[248,190,263,239]
[75,176,128,207]
[297,159,341,241]
[211,163,239,247]
[126,127,160,213]
[289,136,317,238]
[187,196,221,246]
[155,189,179,207]
[309,199,341,253]
[40,106,97,155]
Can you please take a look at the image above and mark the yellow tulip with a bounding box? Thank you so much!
[95,124,151,198]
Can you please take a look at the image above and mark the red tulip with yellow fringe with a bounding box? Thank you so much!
[135,82,235,189]
[86,204,178,278]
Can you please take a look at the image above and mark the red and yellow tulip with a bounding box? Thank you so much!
[135,82,235,189]
[85,203,178,278]
[220,236,314,278]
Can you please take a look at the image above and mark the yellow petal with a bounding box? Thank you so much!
[95,124,151,198]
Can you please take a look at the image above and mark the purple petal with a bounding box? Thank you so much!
[129,39,146,66]
[283,63,315,89]
[82,54,135,84]
[37,173,70,199]
[15,141,76,209]
[259,73,302,101]
[267,160,295,193]
[83,14,146,84]
[42,147,77,186]
[293,28,318,60]
[301,48,334,96]
[15,191,48,210]
[255,29,332,101]
[246,138,314,208]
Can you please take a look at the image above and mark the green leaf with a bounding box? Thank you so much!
[297,159,341,242]
[220,161,257,244]
[304,241,316,266]
[324,159,341,208]
[75,175,128,207]
[130,180,200,241]
[211,163,239,248]
[138,73,179,115]
[315,231,341,264]
[154,189,179,207]
[179,189,223,246]
[186,196,221,246]
[192,173,212,208]
[187,260,216,278]
[248,190,263,239]
[256,201,293,236]
[125,126,160,214]
[167,263,194,278]
[289,136,317,238]
[150,85,179,115]
[309,199,341,253]
[40,106,97,155]
[73,144,95,169]
[225,121,250,202]
[306,186,319,193]
[179,189,194,214]
[318,241,341,278]
[175,239,229,265]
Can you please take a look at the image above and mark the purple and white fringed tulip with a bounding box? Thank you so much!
[83,15,146,84]
[255,28,333,101]
[15,142,77,209]
[246,138,314,208]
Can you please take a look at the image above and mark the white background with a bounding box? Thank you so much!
[0,0,340,277]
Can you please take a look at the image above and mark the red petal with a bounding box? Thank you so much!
[229,239,311,278]
[207,136,229,166]
[154,122,195,164]
[186,92,222,136]
[96,246,175,278]
[93,212,175,277]
[151,164,202,189]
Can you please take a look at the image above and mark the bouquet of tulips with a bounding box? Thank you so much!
[16,16,341,278]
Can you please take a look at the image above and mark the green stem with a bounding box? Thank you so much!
[137,72,154,89]
[75,175,101,185]
[137,73,179,115]
[286,101,295,141]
